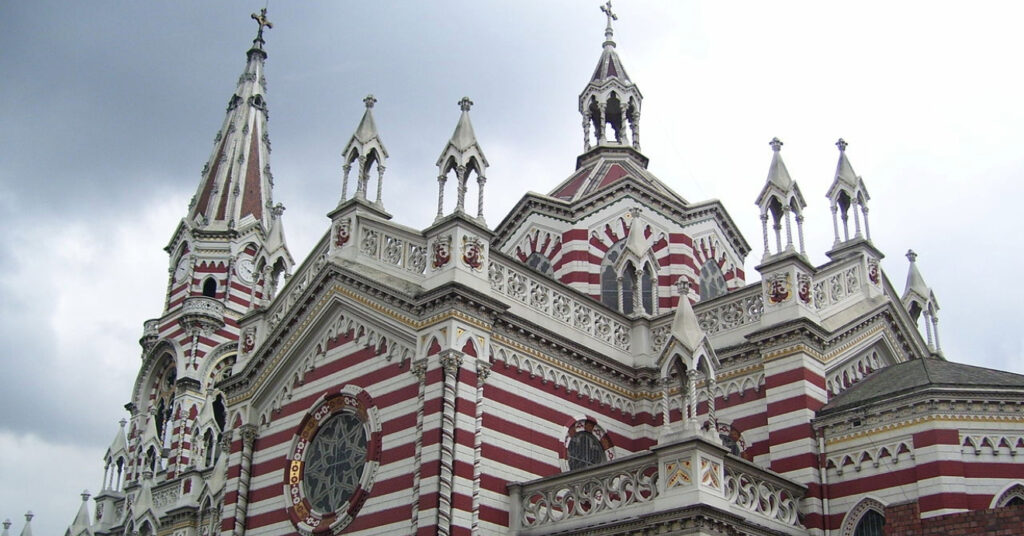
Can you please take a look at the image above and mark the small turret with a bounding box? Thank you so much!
[826,138,872,250]
[102,419,129,492]
[434,97,489,225]
[755,138,807,261]
[902,250,942,355]
[579,1,642,151]
[339,95,389,208]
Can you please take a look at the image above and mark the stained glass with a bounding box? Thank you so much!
[303,412,367,514]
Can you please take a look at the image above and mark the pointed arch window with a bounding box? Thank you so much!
[698,259,728,301]
[853,510,884,536]
[599,240,655,315]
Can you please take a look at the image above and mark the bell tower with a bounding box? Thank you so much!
[113,10,293,498]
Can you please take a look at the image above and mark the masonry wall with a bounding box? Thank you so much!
[885,500,1024,536]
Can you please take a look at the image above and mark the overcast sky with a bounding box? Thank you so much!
[3,2,1023,533]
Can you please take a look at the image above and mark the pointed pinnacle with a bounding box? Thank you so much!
[836,138,848,152]
[770,137,783,152]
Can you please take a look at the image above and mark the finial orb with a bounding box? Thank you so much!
[906,249,918,263]
[363,94,377,109]
[769,137,783,151]
[459,97,474,112]
[836,138,848,152]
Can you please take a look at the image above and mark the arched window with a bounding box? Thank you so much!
[202,277,217,298]
[641,264,654,313]
[699,259,727,301]
[599,240,655,315]
[567,431,606,470]
[203,429,215,467]
[622,262,636,315]
[853,510,884,536]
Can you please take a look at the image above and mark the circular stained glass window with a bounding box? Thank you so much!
[303,412,367,513]
[285,389,380,535]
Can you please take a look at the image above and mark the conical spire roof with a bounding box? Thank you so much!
[670,281,704,353]
[765,137,793,190]
[449,97,481,152]
[826,138,870,202]
[755,137,805,212]
[353,96,384,145]
[188,10,279,233]
[65,491,93,536]
[105,419,128,459]
[834,138,859,188]
[588,1,634,85]
[903,249,931,301]
[624,209,649,259]
[436,97,489,169]
[17,513,31,536]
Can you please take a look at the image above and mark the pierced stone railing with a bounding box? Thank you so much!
[358,219,428,275]
[488,258,631,351]
[517,458,659,529]
[649,286,764,353]
[813,264,862,311]
[723,465,801,526]
[509,438,805,535]
[266,238,329,331]
[696,286,764,337]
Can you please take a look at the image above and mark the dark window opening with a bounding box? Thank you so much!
[853,510,885,536]
[202,278,217,297]
[567,431,606,470]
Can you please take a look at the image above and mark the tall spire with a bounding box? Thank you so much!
[580,1,643,151]
[187,10,279,234]
[755,138,807,260]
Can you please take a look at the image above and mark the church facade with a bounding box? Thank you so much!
[67,6,1024,536]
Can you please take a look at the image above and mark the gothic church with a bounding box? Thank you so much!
[65,6,1024,536]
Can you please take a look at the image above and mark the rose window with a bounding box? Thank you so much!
[303,412,367,513]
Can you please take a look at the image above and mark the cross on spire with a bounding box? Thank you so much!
[364,94,377,109]
[459,96,474,112]
[601,1,618,42]
[251,8,273,46]
[836,137,848,152]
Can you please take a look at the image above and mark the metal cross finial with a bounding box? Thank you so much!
[770,137,783,152]
[601,1,618,40]
[364,94,377,109]
[459,96,473,112]
[836,138,848,152]
[251,8,273,44]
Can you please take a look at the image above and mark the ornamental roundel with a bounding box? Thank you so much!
[284,386,381,534]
